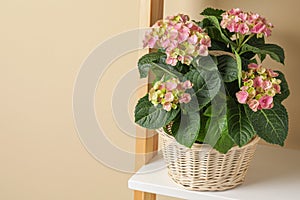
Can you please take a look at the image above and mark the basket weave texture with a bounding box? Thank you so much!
[158,128,260,191]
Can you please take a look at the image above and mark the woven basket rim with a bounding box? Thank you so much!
[156,128,260,152]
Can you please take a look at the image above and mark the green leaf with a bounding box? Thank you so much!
[245,103,288,146]
[235,51,242,87]
[202,92,235,153]
[135,95,180,129]
[184,69,221,109]
[241,43,285,64]
[241,57,256,71]
[217,55,238,82]
[197,115,209,142]
[246,36,266,62]
[200,8,225,20]
[227,99,256,147]
[274,70,290,102]
[174,63,191,75]
[151,63,183,80]
[247,35,265,46]
[138,52,165,78]
[225,80,240,99]
[205,117,235,153]
[213,130,235,154]
[192,56,218,71]
[173,111,200,148]
[210,40,231,51]
[203,16,234,45]
[259,53,267,62]
[203,92,227,117]
[170,115,181,135]
[241,52,256,60]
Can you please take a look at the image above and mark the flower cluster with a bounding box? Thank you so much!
[149,78,193,111]
[236,63,281,112]
[143,14,211,66]
[221,8,273,37]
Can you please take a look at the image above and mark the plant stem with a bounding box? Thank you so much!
[241,34,254,47]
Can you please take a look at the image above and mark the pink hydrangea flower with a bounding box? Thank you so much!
[267,69,279,77]
[236,64,282,112]
[143,14,211,66]
[179,93,192,104]
[238,23,250,35]
[253,76,263,87]
[259,95,273,109]
[221,8,273,37]
[248,99,260,112]
[262,80,272,90]
[166,57,178,66]
[273,84,281,94]
[199,45,209,56]
[241,86,249,91]
[182,80,193,90]
[163,102,172,111]
[228,8,242,15]
[248,63,260,70]
[188,34,198,45]
[236,91,249,104]
[149,78,193,111]
[251,23,266,34]
[165,81,177,91]
[165,92,174,102]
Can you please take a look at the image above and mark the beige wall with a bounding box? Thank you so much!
[0,0,140,199]
[0,0,298,200]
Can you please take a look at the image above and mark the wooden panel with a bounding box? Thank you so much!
[150,0,164,25]
[134,0,164,200]
[134,191,156,200]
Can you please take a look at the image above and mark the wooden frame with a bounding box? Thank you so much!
[134,0,164,200]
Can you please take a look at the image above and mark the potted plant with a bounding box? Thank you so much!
[134,8,289,191]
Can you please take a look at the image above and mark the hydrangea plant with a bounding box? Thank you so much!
[134,8,289,153]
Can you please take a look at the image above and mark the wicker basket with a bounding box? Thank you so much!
[157,128,260,191]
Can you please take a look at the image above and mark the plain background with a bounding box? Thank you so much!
[0,0,298,199]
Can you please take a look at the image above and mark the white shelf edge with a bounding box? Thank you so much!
[128,145,300,200]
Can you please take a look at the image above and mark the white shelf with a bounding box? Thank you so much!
[128,145,300,200]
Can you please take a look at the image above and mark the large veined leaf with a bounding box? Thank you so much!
[203,91,227,118]
[246,37,266,62]
[205,117,235,154]
[200,7,225,20]
[184,69,221,109]
[210,40,231,51]
[135,95,180,129]
[173,111,200,148]
[170,114,181,135]
[217,55,238,82]
[174,63,191,75]
[241,57,256,71]
[202,93,235,153]
[150,63,183,80]
[225,80,240,99]
[274,70,290,102]
[137,52,166,78]
[240,52,256,60]
[197,115,209,142]
[202,16,234,45]
[245,102,288,146]
[235,51,242,87]
[213,130,235,154]
[192,56,218,71]
[247,35,265,46]
[241,43,285,64]
[227,99,256,147]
